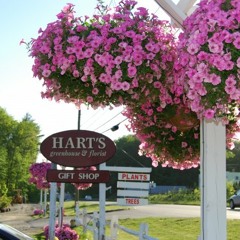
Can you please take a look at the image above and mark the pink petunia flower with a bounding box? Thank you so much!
[121,81,130,91]
[127,65,137,77]
[204,109,215,119]
[181,142,188,148]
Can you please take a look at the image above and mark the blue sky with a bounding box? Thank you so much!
[0,0,171,161]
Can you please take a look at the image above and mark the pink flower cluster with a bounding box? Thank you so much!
[177,0,240,120]
[28,0,176,108]
[72,166,96,190]
[44,223,79,240]
[124,102,201,169]
[29,162,51,189]
[33,209,44,215]
[124,99,240,169]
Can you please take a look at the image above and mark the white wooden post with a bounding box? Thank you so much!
[200,119,226,240]
[139,223,149,240]
[93,212,99,240]
[43,189,47,216]
[49,163,57,240]
[58,166,65,227]
[99,163,106,240]
[82,208,88,234]
[58,182,65,227]
[40,189,43,210]
[110,216,119,240]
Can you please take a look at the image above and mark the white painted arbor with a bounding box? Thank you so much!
[154,1,227,239]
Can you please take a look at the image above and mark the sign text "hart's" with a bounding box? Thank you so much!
[40,130,116,167]
[52,137,106,149]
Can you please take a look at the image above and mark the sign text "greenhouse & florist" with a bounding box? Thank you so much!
[40,130,116,167]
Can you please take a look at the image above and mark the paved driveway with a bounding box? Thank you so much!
[1,204,240,237]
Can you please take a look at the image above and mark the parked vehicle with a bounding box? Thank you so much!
[228,190,240,209]
[84,195,92,201]
[0,224,33,240]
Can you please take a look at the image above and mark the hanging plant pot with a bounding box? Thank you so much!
[169,106,199,132]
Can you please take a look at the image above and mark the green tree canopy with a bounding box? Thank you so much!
[0,107,41,198]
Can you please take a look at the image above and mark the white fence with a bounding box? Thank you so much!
[74,208,99,240]
[74,208,159,240]
[106,215,159,240]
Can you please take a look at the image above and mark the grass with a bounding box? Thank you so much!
[33,217,240,240]
[106,217,201,240]
[63,201,129,216]
[108,218,240,240]
[32,200,240,240]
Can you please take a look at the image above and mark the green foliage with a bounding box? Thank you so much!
[0,194,12,209]
[27,185,41,203]
[149,188,201,205]
[226,149,235,159]
[150,184,235,205]
[233,181,240,191]
[227,182,236,199]
[226,141,240,171]
[0,183,8,196]
[0,107,41,199]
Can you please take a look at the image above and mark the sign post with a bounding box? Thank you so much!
[99,163,107,240]
[48,163,57,240]
[98,163,152,239]
[41,130,116,240]
[117,172,150,206]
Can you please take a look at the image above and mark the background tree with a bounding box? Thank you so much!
[0,107,41,201]
[227,141,240,172]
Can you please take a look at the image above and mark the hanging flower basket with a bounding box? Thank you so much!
[123,101,201,169]
[177,0,240,121]
[26,0,176,108]
[29,162,51,189]
[124,99,240,169]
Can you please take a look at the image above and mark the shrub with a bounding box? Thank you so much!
[0,195,12,209]
[227,182,235,199]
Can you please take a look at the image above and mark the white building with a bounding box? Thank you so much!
[226,171,240,184]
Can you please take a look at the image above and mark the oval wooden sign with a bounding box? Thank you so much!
[40,130,116,167]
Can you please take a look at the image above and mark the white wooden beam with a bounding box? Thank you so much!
[177,0,197,15]
[100,165,152,173]
[154,0,186,28]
